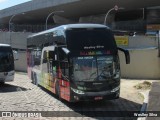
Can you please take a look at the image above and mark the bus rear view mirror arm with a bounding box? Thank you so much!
[118,47,130,64]
[62,48,70,55]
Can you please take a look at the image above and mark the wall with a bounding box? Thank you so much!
[0,32,32,49]
[119,48,160,79]
[117,35,160,79]
[14,51,27,72]
[121,35,158,49]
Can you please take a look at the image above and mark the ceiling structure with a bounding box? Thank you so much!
[0,0,159,25]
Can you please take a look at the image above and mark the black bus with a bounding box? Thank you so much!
[27,24,130,102]
[0,44,15,84]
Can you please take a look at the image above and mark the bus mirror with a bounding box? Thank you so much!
[13,50,19,61]
[118,47,130,64]
[124,50,130,64]
[54,36,65,45]
[62,48,70,55]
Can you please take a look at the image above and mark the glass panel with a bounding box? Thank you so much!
[72,56,115,82]
[66,28,116,51]
[97,56,113,80]
[0,52,14,72]
[73,56,97,81]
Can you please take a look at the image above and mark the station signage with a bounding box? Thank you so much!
[147,24,160,31]
[114,36,129,46]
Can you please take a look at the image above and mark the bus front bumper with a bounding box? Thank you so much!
[70,86,120,102]
[0,71,14,82]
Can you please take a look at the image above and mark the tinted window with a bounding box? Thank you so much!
[66,28,116,52]
[0,47,14,72]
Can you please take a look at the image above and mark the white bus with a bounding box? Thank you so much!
[0,44,15,84]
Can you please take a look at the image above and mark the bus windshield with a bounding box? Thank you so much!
[73,56,114,81]
[0,47,14,72]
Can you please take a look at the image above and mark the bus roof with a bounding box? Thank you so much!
[62,24,109,29]
[0,44,11,47]
[28,24,109,38]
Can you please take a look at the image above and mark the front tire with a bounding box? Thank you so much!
[55,80,61,99]
[33,73,38,85]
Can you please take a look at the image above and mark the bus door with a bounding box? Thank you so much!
[41,46,58,93]
[41,50,50,89]
[48,50,58,93]
[57,47,70,101]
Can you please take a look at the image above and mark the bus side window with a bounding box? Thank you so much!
[42,50,57,74]
[61,62,69,79]
[58,47,66,61]
[48,51,55,74]
[34,50,41,65]
[58,47,69,79]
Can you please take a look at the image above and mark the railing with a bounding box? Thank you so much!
[112,20,146,32]
[0,24,61,33]
[0,20,146,33]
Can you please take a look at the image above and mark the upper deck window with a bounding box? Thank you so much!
[66,28,116,51]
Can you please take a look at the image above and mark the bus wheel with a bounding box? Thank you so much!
[55,81,61,99]
[31,72,34,84]
[33,73,38,85]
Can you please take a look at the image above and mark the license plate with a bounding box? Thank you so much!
[94,96,103,100]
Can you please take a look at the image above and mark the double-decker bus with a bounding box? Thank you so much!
[0,44,15,84]
[27,24,130,102]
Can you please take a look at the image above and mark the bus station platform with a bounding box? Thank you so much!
[138,81,160,120]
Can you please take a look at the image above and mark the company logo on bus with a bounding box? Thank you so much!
[80,50,111,56]
[84,45,104,50]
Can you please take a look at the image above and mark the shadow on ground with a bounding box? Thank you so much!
[65,98,141,119]
[0,83,28,92]
[40,86,141,120]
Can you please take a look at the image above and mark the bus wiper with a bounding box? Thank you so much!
[79,78,91,81]
[89,72,97,79]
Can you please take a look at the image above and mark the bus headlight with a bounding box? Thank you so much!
[111,86,120,93]
[71,87,85,94]
[8,72,14,76]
